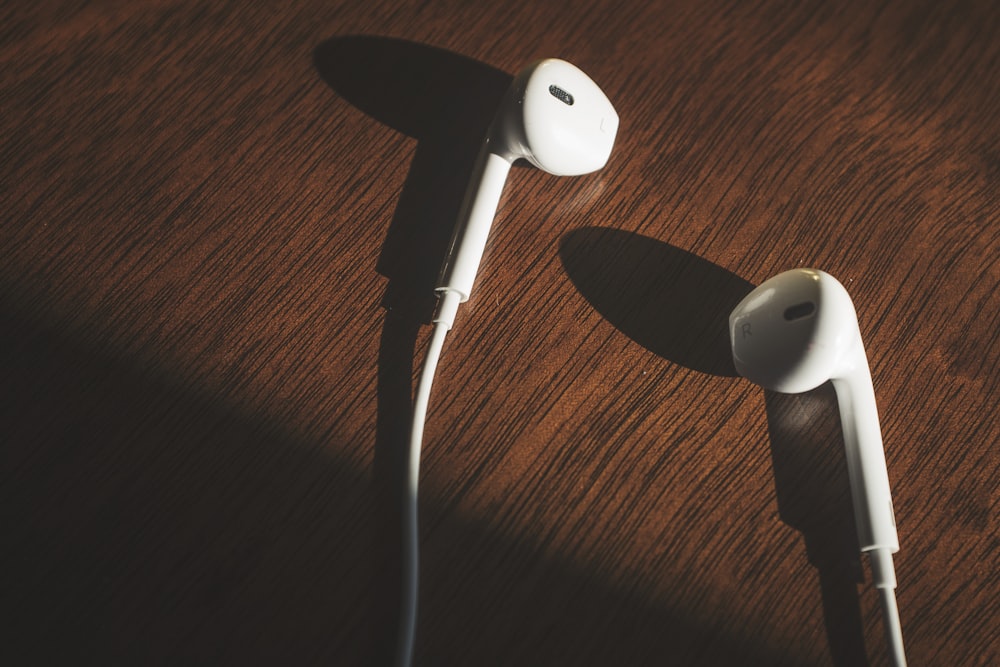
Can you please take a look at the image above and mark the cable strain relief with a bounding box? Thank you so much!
[870,548,897,589]
[432,289,462,330]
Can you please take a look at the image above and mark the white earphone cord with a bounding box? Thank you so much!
[880,586,906,667]
[396,291,460,667]
[871,547,907,667]
[397,288,907,667]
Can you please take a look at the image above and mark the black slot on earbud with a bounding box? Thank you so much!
[548,84,574,105]
[784,301,816,320]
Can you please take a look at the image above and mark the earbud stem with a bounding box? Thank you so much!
[832,361,899,554]
[436,149,513,303]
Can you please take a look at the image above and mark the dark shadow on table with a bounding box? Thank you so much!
[559,227,749,377]
[314,34,512,665]
[314,35,512,322]
[560,227,868,665]
[0,296,805,666]
[765,386,869,666]
[0,306,379,665]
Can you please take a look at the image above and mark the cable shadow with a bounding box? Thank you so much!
[313,35,512,664]
[764,386,868,667]
[559,227,867,664]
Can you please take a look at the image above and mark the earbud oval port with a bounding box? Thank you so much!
[548,84,574,105]
[784,301,816,320]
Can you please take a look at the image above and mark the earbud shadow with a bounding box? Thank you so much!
[559,227,751,376]
[314,36,511,664]
[560,227,867,665]
[314,35,512,321]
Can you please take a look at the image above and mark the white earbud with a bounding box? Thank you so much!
[397,58,618,667]
[730,268,906,665]
[729,268,897,554]
[434,58,619,326]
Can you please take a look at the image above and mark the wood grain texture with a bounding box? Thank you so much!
[1,0,997,665]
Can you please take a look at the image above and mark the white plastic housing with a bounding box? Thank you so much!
[729,269,899,554]
[436,59,619,303]
[509,58,619,175]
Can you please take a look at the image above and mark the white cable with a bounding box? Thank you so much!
[395,290,460,667]
[879,587,906,667]
[870,548,906,667]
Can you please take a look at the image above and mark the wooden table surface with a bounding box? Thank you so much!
[2,1,998,665]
